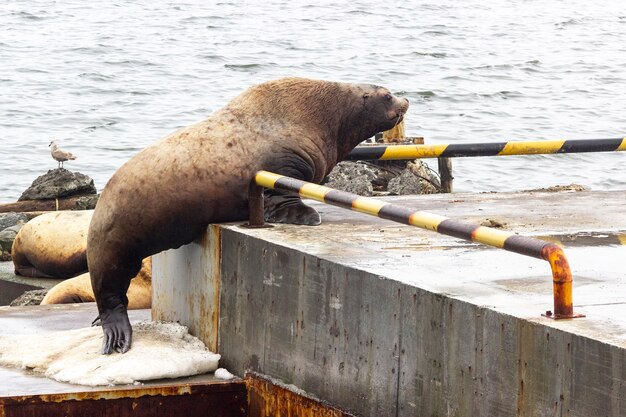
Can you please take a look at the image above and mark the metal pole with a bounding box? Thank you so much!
[347,137,626,160]
[247,181,265,227]
[437,157,453,193]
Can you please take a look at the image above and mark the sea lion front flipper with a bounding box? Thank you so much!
[264,191,321,226]
[99,303,132,354]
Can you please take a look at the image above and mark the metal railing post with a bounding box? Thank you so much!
[247,181,265,227]
[437,157,453,193]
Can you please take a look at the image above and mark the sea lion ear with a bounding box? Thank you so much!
[362,92,371,99]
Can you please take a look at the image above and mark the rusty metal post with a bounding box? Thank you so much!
[247,181,265,227]
[541,244,584,319]
[438,157,453,193]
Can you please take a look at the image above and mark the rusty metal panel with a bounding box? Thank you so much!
[246,373,355,417]
[152,224,221,352]
[0,381,247,417]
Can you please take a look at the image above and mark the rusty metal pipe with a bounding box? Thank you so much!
[247,182,265,227]
[541,244,582,319]
[252,170,584,320]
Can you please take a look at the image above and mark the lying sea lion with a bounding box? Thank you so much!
[12,210,92,279]
[88,77,409,354]
[41,257,152,309]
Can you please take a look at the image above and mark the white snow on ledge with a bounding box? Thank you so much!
[0,321,220,386]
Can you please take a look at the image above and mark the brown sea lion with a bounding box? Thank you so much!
[88,77,409,354]
[12,210,92,279]
[41,257,151,309]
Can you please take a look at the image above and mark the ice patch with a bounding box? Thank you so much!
[0,321,220,386]
[214,367,235,380]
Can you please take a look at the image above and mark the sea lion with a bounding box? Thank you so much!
[88,77,409,354]
[12,210,92,279]
[41,257,152,309]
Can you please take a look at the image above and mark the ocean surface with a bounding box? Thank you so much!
[1,0,625,203]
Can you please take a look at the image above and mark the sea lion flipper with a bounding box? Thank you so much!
[264,192,321,226]
[99,303,132,354]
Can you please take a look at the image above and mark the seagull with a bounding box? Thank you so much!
[49,140,77,168]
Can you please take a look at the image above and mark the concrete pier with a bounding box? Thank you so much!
[153,189,626,417]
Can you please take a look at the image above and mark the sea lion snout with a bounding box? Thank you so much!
[388,96,410,121]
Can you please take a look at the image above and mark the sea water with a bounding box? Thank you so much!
[1,0,625,202]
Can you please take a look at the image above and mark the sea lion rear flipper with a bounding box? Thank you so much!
[14,265,56,279]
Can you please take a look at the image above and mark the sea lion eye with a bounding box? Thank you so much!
[385,94,392,101]
[363,93,371,99]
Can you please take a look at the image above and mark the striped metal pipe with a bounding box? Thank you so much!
[347,137,626,160]
[252,170,583,319]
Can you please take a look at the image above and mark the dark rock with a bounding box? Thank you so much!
[0,212,29,231]
[10,289,49,306]
[18,168,97,201]
[75,194,99,210]
[0,222,25,253]
[0,214,38,259]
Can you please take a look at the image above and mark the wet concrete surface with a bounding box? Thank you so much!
[232,189,626,348]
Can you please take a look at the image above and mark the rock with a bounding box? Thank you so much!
[382,160,442,195]
[9,289,49,307]
[75,194,99,210]
[323,161,376,196]
[0,222,25,254]
[388,169,424,195]
[406,160,441,194]
[18,168,97,201]
[0,213,30,231]
[324,159,442,197]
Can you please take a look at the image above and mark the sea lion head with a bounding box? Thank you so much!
[361,85,410,131]
[334,83,410,158]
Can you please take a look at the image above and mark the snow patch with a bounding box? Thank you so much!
[0,321,220,386]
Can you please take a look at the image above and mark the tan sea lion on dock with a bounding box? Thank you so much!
[12,210,92,279]
[88,77,409,354]
[41,257,152,309]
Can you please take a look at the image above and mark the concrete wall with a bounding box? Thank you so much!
[152,225,221,353]
[153,226,626,417]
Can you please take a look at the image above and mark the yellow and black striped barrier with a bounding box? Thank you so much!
[347,137,626,160]
[250,170,584,320]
